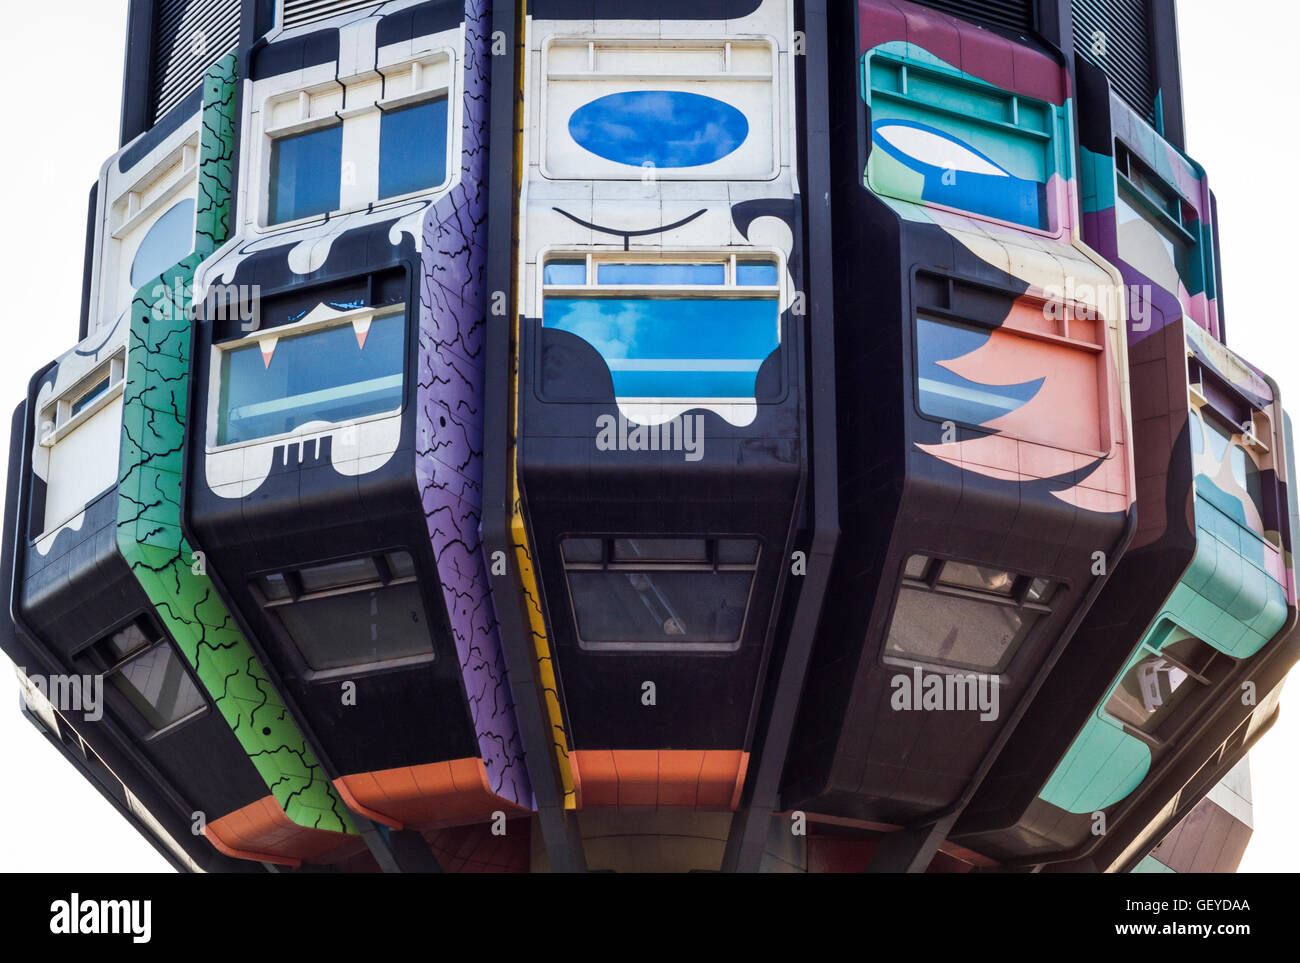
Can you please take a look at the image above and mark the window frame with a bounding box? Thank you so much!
[256,47,458,232]
[251,549,438,679]
[206,302,408,452]
[1099,623,1234,749]
[880,553,1061,676]
[862,47,1067,238]
[910,294,1111,458]
[560,535,762,653]
[72,613,209,741]
[538,34,782,183]
[536,249,786,405]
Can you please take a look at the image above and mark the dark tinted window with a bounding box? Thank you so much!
[269,124,343,224]
[379,97,449,200]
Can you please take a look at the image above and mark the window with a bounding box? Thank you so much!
[255,551,435,672]
[883,555,1059,672]
[80,616,206,735]
[914,304,1105,452]
[562,536,760,650]
[1103,630,1228,737]
[269,124,343,225]
[262,51,454,227]
[1191,405,1269,533]
[216,309,404,445]
[541,255,780,404]
[35,353,128,539]
[543,37,777,180]
[129,198,195,288]
[865,49,1061,231]
[379,98,449,200]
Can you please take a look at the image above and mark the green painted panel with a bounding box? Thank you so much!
[115,54,356,836]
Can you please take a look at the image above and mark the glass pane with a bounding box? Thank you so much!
[596,263,726,286]
[939,561,1016,596]
[569,570,751,644]
[1203,414,1232,462]
[1189,409,1205,455]
[544,260,587,285]
[260,573,292,601]
[276,582,435,670]
[543,296,779,399]
[130,199,195,288]
[386,551,416,580]
[885,587,1035,671]
[105,620,156,662]
[904,554,930,579]
[71,378,111,418]
[717,539,760,565]
[736,261,779,286]
[1025,577,1055,604]
[561,538,603,564]
[111,642,205,731]
[379,98,449,200]
[218,313,404,444]
[1104,648,1198,733]
[916,317,1044,426]
[269,124,343,225]
[612,538,709,562]
[299,556,380,594]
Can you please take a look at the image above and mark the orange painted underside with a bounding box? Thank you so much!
[571,750,749,811]
[334,758,531,831]
[205,796,366,868]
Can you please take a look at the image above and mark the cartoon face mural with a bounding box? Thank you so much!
[856,24,1133,517]
[513,0,805,825]
[181,0,533,841]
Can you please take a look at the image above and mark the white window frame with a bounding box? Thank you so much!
[206,303,407,452]
[538,34,782,182]
[257,47,459,231]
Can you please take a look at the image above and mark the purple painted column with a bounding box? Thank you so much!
[417,0,532,808]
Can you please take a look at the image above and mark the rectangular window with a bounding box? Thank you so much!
[1104,630,1226,737]
[217,310,404,445]
[884,554,1057,672]
[269,124,343,225]
[262,51,454,228]
[562,536,759,650]
[81,616,206,735]
[864,49,1060,231]
[379,97,450,200]
[914,304,1104,452]
[541,255,780,403]
[542,37,777,181]
[256,551,435,672]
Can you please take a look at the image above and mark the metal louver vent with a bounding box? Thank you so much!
[282,0,385,29]
[1071,0,1156,121]
[151,0,241,124]
[915,1,1035,33]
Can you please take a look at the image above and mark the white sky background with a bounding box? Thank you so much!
[0,1,1293,873]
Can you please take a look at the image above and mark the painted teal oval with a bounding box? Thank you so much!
[568,91,749,169]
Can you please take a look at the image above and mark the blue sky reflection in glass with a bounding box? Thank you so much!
[219,314,404,444]
[568,91,749,168]
[379,97,449,199]
[269,124,343,225]
[544,262,779,402]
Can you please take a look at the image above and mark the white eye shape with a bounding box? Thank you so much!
[875,123,1009,178]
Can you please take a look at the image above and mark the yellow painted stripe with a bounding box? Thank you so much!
[509,0,577,809]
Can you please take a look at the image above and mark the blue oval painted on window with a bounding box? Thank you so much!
[130,199,195,289]
[568,91,749,169]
